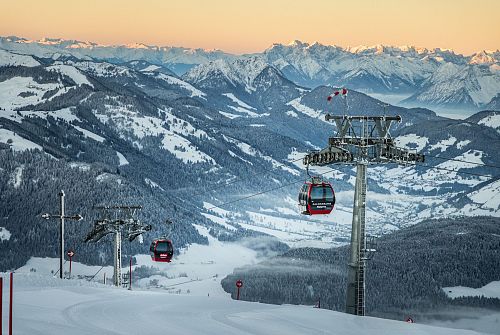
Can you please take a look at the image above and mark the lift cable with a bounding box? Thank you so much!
[85,71,499,200]
[85,70,307,193]
[423,153,500,170]
[418,163,498,179]
[177,156,305,197]
[204,167,337,212]
[205,162,498,212]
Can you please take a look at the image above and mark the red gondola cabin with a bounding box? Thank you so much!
[150,239,174,262]
[299,181,335,215]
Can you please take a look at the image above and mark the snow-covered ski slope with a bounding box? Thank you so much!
[3,274,483,335]
[3,228,485,335]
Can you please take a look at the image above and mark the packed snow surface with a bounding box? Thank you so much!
[4,283,482,335]
[5,243,483,335]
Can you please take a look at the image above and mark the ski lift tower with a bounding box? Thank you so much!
[303,114,424,316]
[84,205,151,287]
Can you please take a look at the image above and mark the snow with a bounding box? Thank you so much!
[228,149,253,164]
[428,136,457,152]
[223,135,257,157]
[0,227,11,241]
[11,107,81,124]
[184,57,269,93]
[5,252,481,335]
[116,151,129,166]
[73,125,105,142]
[443,281,500,299]
[394,134,429,152]
[437,150,484,170]
[149,72,206,98]
[223,135,299,175]
[0,49,40,67]
[145,178,164,191]
[140,64,161,72]
[478,114,500,131]
[467,179,500,210]
[219,111,241,119]
[406,62,500,107]
[0,128,42,151]
[456,140,471,149]
[286,110,299,118]
[203,202,232,217]
[96,106,215,164]
[229,105,262,117]
[223,93,256,110]
[287,97,323,120]
[9,165,23,188]
[47,64,94,87]
[201,213,237,231]
[0,76,61,112]
[74,61,132,77]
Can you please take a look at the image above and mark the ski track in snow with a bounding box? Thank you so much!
[6,270,483,335]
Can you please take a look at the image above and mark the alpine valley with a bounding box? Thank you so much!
[0,37,499,330]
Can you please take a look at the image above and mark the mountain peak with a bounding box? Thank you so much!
[469,50,499,64]
[287,40,309,48]
[183,56,279,93]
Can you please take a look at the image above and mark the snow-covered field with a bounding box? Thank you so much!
[1,230,487,335]
[443,281,500,300]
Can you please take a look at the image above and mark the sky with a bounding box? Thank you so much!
[1,0,499,55]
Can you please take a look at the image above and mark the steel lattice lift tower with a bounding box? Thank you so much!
[303,114,424,316]
[85,205,151,287]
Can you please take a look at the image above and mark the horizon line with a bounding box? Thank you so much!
[2,34,498,58]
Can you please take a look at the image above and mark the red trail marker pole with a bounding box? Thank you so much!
[235,279,243,300]
[9,273,13,335]
[67,250,75,279]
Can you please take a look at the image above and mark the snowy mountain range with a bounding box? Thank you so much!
[0,46,499,272]
[1,36,499,111]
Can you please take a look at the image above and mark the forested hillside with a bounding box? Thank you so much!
[222,216,500,320]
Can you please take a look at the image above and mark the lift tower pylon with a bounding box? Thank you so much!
[303,114,424,316]
[84,205,151,287]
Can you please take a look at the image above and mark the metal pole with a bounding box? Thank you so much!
[128,257,132,290]
[103,272,106,285]
[69,256,72,278]
[237,287,240,300]
[1,277,3,335]
[8,273,13,335]
[113,231,122,287]
[346,162,367,315]
[59,190,65,279]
